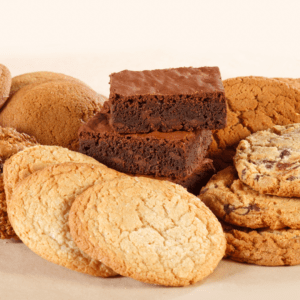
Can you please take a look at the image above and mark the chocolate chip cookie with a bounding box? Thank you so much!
[223,221,300,266]
[234,124,300,197]
[199,166,300,229]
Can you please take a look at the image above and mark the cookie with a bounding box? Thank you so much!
[0,126,37,239]
[0,64,12,109]
[69,176,226,286]
[234,124,300,197]
[223,221,300,266]
[209,76,300,170]
[3,145,100,202]
[7,162,122,277]
[199,166,300,229]
[9,71,88,97]
[0,79,106,150]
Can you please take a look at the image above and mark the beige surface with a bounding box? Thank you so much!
[1,239,300,300]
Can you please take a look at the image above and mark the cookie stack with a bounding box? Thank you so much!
[200,124,300,266]
[78,67,227,194]
[4,145,225,286]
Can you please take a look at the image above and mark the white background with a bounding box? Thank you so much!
[1,0,300,96]
[1,1,300,299]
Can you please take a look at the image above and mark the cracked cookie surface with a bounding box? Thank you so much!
[199,166,300,229]
[0,126,37,239]
[222,221,300,266]
[4,145,99,202]
[69,176,226,286]
[234,124,300,197]
[7,163,123,277]
[209,77,300,170]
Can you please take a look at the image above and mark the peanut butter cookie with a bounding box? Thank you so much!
[69,176,226,286]
[223,221,300,266]
[7,163,122,277]
[4,145,100,202]
[0,79,106,150]
[200,166,300,229]
[234,124,300,197]
[0,64,11,109]
[9,71,88,97]
[209,77,300,170]
[0,126,37,239]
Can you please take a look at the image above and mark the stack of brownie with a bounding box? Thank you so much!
[78,67,227,195]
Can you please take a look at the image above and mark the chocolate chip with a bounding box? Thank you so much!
[224,204,235,215]
[0,164,3,173]
[280,149,291,159]
[254,175,260,181]
[263,160,275,169]
[287,176,297,181]
[199,188,208,195]
[214,184,218,188]
[276,162,294,170]
[242,169,246,178]
[224,203,260,216]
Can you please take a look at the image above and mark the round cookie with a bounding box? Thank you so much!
[234,124,300,197]
[0,80,106,150]
[9,71,88,97]
[69,176,226,286]
[3,145,100,202]
[209,76,300,170]
[0,126,37,239]
[0,64,12,109]
[7,162,122,277]
[223,221,300,266]
[199,166,300,229]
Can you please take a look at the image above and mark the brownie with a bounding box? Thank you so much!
[79,113,212,178]
[155,158,215,195]
[105,67,227,134]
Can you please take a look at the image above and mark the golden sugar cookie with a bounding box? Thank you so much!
[69,176,226,286]
[0,64,12,109]
[3,145,100,202]
[8,163,123,277]
[209,76,300,170]
[0,79,106,150]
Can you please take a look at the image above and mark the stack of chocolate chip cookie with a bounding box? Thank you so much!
[78,67,228,195]
[200,123,300,266]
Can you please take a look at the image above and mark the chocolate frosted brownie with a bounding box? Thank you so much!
[79,113,212,178]
[105,67,227,133]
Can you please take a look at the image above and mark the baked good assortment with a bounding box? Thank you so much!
[1,61,300,285]
[200,124,300,266]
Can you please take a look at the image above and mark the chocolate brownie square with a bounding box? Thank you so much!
[79,113,212,178]
[152,158,215,195]
[105,66,227,133]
